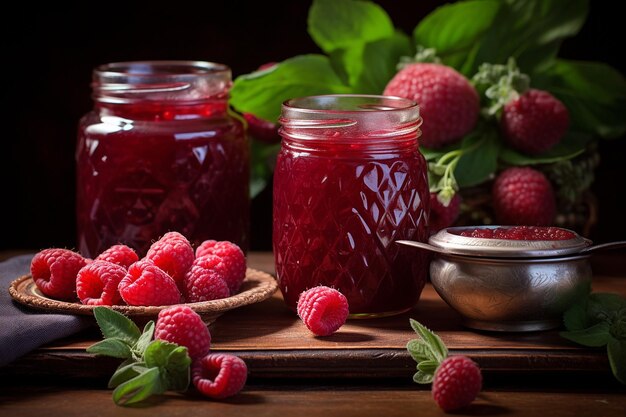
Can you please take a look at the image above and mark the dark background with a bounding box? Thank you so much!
[3,1,625,252]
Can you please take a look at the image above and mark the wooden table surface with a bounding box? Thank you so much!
[1,252,625,416]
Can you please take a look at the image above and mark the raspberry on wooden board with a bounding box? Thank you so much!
[192,353,248,399]
[296,286,349,336]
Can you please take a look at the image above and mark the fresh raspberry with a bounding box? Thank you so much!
[296,286,349,336]
[118,259,181,306]
[195,240,246,294]
[432,355,482,412]
[146,232,194,291]
[76,261,126,305]
[30,248,88,300]
[184,255,231,303]
[429,193,461,234]
[155,305,211,359]
[383,63,479,148]
[244,113,280,144]
[459,226,576,241]
[501,89,569,155]
[192,353,248,399]
[492,167,556,226]
[95,244,138,269]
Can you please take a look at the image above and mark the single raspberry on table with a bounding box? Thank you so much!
[118,259,181,306]
[383,63,479,149]
[30,248,88,300]
[146,232,195,290]
[184,255,230,303]
[297,286,349,336]
[432,356,482,412]
[76,260,126,305]
[192,353,248,399]
[195,240,246,294]
[95,244,138,269]
[429,193,461,234]
[155,305,211,360]
[501,89,569,155]
[492,167,556,226]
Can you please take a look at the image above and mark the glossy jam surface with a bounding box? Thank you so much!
[457,226,576,240]
[76,102,248,258]
[273,140,430,315]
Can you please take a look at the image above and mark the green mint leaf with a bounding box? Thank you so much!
[466,0,588,75]
[607,337,626,385]
[144,340,181,369]
[231,54,350,122]
[587,293,626,323]
[454,129,500,187]
[307,0,394,53]
[535,59,626,138]
[108,360,147,389]
[560,322,612,347]
[93,307,141,346]
[499,131,591,166]
[409,319,448,363]
[112,367,164,406]
[563,295,590,331]
[133,321,155,359]
[413,370,434,384]
[407,339,436,363]
[417,360,439,375]
[86,338,132,359]
[144,340,191,392]
[610,310,626,340]
[413,0,501,72]
[164,347,192,392]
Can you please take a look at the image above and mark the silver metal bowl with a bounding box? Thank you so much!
[399,226,595,331]
[430,253,591,331]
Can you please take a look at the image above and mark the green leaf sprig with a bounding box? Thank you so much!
[86,307,192,406]
[232,0,625,200]
[406,318,449,383]
[560,293,626,384]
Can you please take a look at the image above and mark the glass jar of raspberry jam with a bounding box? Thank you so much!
[274,95,430,317]
[76,61,249,258]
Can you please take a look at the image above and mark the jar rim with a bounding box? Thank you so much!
[95,61,229,77]
[282,94,419,115]
[92,61,232,104]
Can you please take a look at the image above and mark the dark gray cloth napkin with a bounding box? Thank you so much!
[0,254,92,366]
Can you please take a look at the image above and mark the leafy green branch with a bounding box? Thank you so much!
[561,293,626,384]
[230,0,625,196]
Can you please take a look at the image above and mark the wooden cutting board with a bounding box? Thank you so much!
[4,270,623,380]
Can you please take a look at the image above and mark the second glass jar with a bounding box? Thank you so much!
[273,95,430,317]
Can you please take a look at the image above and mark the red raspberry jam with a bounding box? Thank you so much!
[76,62,249,258]
[458,226,576,240]
[274,95,430,316]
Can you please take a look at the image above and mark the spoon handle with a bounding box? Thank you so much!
[395,240,448,254]
[580,240,626,254]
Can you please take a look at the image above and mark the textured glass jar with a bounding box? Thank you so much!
[273,95,430,317]
[76,61,249,258]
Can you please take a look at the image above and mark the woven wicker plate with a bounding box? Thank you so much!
[9,268,277,324]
